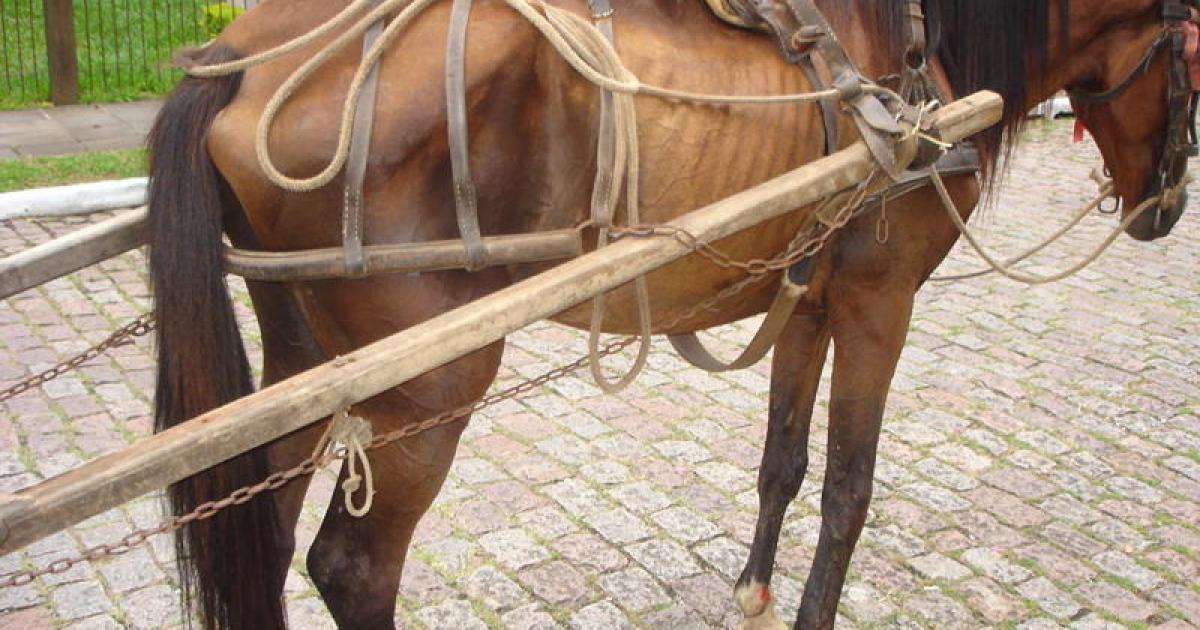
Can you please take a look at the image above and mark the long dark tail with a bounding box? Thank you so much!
[147,45,287,630]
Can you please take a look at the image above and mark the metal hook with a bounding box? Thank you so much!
[1098,195,1121,215]
[875,196,891,244]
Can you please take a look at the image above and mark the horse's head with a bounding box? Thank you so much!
[935,0,1197,240]
[1064,0,1198,240]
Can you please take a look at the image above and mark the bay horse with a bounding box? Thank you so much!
[145,0,1191,627]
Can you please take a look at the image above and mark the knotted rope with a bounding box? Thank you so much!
[311,410,377,517]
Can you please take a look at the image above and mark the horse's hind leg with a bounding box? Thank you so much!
[735,311,830,629]
[306,349,503,629]
[794,283,914,630]
[243,278,333,591]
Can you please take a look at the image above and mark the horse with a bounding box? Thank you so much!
[144,0,1191,627]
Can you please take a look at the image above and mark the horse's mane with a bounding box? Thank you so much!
[822,0,1060,182]
[931,0,1064,182]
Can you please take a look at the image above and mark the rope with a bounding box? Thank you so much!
[928,167,1164,285]
[311,410,377,517]
[185,0,900,192]
[930,182,1114,281]
[184,0,379,77]
[250,0,442,192]
[541,5,653,393]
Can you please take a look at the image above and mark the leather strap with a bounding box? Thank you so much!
[589,0,618,227]
[797,55,840,155]
[668,274,808,372]
[782,0,906,176]
[903,0,927,70]
[342,3,386,277]
[666,144,980,374]
[446,0,488,271]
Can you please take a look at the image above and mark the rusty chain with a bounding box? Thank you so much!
[0,314,156,404]
[0,335,639,588]
[0,177,874,588]
[611,173,876,277]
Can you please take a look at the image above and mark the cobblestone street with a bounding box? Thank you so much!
[0,120,1197,629]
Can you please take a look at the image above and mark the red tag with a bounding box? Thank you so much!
[1074,119,1087,143]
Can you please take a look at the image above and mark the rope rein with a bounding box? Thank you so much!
[927,169,1185,285]
[929,182,1114,282]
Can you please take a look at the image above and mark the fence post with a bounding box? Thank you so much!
[43,0,80,105]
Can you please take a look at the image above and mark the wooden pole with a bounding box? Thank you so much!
[43,0,80,105]
[0,208,147,301]
[0,92,1003,555]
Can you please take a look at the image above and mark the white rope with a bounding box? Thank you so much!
[539,5,653,393]
[929,167,1163,285]
[929,181,1114,282]
[312,410,377,518]
[186,0,901,192]
[185,0,380,77]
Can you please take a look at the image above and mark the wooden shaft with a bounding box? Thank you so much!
[0,208,147,301]
[43,0,80,105]
[224,230,584,280]
[0,92,1002,554]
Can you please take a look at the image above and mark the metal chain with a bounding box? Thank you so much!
[611,172,875,278]
[0,335,639,588]
[0,180,872,587]
[0,314,156,404]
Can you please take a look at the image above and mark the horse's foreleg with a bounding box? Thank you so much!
[306,346,502,630]
[794,284,913,630]
[735,311,830,630]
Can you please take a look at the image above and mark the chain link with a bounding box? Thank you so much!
[0,314,156,404]
[0,180,873,587]
[610,175,874,277]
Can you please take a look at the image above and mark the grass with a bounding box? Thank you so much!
[1,1,244,109]
[0,147,145,192]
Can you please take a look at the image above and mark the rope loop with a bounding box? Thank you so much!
[182,0,901,195]
[929,167,1162,284]
[313,410,377,518]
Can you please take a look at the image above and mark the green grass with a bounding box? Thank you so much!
[0,147,146,192]
[1,1,240,108]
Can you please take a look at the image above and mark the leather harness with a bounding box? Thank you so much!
[336,0,933,283]
[271,0,976,372]
[1068,0,1200,215]
[664,0,969,370]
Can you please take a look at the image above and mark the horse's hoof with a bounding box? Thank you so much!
[734,582,787,630]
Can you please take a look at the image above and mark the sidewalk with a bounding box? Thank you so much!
[0,100,162,159]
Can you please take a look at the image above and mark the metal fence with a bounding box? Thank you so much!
[1,0,256,107]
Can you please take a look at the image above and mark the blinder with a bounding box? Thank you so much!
[1068,0,1200,209]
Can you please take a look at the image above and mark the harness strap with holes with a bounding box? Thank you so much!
[447,0,489,271]
[343,0,386,277]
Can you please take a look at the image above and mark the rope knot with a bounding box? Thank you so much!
[313,410,377,518]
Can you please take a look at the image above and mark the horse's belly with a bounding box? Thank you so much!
[548,212,811,335]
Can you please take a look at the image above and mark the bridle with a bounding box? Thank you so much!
[1068,0,1200,213]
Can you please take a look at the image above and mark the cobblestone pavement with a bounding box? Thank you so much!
[0,120,1197,629]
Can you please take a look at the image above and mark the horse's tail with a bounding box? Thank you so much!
[147,45,286,630]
